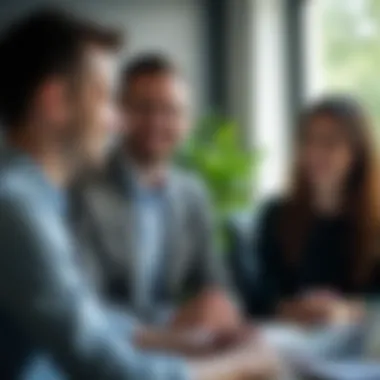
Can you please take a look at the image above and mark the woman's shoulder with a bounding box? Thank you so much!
[251,196,289,239]
[257,196,288,222]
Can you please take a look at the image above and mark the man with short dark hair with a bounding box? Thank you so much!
[0,8,277,380]
[72,54,240,328]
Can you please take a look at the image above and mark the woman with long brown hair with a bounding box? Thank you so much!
[252,96,380,323]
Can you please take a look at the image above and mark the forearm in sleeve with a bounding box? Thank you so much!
[0,197,190,380]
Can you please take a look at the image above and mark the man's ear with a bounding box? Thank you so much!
[34,77,69,126]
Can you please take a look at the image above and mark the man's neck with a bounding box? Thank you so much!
[8,130,71,189]
[133,161,169,188]
[125,150,169,188]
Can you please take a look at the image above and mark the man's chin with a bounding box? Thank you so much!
[71,151,107,178]
[85,152,108,170]
[141,149,172,163]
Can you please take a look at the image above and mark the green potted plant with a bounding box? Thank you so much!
[178,115,259,217]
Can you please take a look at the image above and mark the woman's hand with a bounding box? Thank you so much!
[326,297,365,325]
[277,289,365,326]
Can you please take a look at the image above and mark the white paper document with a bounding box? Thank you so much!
[259,322,372,380]
[295,359,380,380]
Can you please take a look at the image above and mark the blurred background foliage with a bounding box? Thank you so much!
[178,115,259,216]
[320,0,380,134]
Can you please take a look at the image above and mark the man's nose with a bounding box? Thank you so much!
[105,105,122,133]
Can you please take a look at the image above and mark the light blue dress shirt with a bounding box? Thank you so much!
[133,185,167,317]
[0,147,189,380]
[123,161,176,324]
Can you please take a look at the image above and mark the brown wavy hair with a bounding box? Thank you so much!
[281,96,380,286]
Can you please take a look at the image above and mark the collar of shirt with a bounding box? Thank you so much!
[1,146,68,217]
[121,155,171,199]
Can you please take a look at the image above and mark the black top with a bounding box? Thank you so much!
[251,199,380,316]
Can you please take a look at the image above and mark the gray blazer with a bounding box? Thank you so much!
[0,148,188,380]
[71,152,228,313]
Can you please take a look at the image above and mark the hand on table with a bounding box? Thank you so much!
[191,327,281,380]
[171,288,243,332]
[278,289,364,326]
[234,336,281,380]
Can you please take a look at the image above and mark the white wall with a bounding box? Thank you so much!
[226,0,292,198]
[0,0,208,112]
